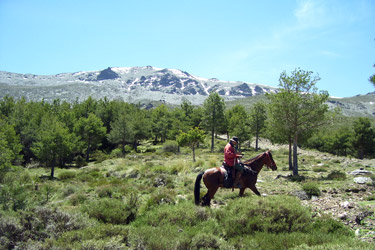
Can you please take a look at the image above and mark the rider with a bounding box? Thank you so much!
[224,136,243,188]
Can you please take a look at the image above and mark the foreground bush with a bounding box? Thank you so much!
[0,207,88,249]
[82,195,138,224]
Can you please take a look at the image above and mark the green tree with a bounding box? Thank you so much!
[108,111,134,157]
[32,117,75,178]
[131,109,151,152]
[0,120,22,182]
[177,127,205,162]
[74,113,106,161]
[203,92,225,152]
[151,104,172,143]
[352,117,374,159]
[226,104,251,150]
[267,68,329,175]
[249,102,267,151]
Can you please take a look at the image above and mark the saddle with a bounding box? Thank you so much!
[221,162,234,188]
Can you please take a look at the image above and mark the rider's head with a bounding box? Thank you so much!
[230,136,239,145]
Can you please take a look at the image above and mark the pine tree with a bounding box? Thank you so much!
[267,68,329,175]
[203,92,225,153]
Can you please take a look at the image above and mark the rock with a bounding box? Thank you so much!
[292,190,310,200]
[353,177,373,184]
[349,169,373,176]
[340,201,355,209]
[338,212,348,220]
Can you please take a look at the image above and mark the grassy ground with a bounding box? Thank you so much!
[1,141,374,249]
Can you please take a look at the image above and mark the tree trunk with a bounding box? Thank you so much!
[255,130,259,151]
[192,145,196,162]
[121,143,126,157]
[288,136,293,171]
[293,134,299,176]
[50,156,56,179]
[211,128,215,153]
[86,137,91,162]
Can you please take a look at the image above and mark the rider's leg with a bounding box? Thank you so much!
[233,163,244,188]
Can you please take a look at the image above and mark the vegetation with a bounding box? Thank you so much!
[0,145,374,249]
[0,68,375,248]
[267,68,331,175]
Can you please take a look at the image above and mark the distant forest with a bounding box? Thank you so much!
[1,91,374,177]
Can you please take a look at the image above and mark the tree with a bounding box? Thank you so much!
[177,127,205,162]
[131,109,152,152]
[108,111,134,157]
[74,113,106,161]
[267,68,329,175]
[151,104,172,143]
[203,92,225,152]
[249,102,267,151]
[32,117,75,178]
[352,117,374,159]
[226,104,251,150]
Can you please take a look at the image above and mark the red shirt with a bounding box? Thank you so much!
[224,142,238,167]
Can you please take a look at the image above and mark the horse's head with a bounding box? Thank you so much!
[265,151,277,171]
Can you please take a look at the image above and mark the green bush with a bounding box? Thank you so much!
[302,182,321,197]
[0,207,88,249]
[58,170,76,180]
[49,224,130,249]
[162,140,179,153]
[82,196,138,224]
[217,196,312,237]
[312,166,328,172]
[327,170,346,180]
[69,193,87,206]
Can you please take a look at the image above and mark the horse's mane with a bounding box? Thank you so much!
[243,153,264,165]
[242,152,265,175]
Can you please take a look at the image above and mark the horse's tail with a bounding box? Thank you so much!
[194,172,204,205]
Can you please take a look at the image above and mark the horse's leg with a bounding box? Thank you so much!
[203,185,219,206]
[202,193,210,206]
[239,188,246,197]
[249,185,261,196]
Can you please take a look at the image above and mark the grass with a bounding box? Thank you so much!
[1,143,374,249]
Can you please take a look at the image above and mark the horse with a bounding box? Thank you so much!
[194,150,277,206]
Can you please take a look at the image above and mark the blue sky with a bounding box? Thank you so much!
[0,0,374,98]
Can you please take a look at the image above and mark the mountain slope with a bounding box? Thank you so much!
[0,66,277,105]
[0,66,374,117]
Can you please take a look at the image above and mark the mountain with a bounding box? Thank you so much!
[0,66,277,105]
[0,66,374,117]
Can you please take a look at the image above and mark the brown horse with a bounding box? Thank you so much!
[194,151,277,206]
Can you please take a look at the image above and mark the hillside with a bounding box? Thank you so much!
[0,66,277,105]
[1,142,374,248]
[0,66,374,117]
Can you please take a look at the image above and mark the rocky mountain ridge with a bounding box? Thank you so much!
[0,66,374,117]
[0,66,277,105]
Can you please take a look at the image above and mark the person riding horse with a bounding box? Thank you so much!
[224,136,243,188]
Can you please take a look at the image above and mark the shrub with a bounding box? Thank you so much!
[69,193,87,206]
[58,170,76,180]
[302,182,321,197]
[312,166,328,172]
[50,224,130,249]
[96,185,113,198]
[327,170,346,180]
[82,196,138,224]
[0,207,88,249]
[162,140,179,153]
[217,196,312,237]
[191,233,221,249]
